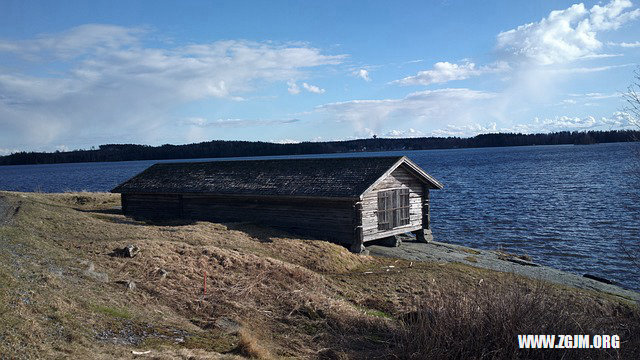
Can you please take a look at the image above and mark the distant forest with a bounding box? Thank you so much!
[1,130,638,166]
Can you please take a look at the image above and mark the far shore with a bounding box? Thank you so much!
[1,130,638,166]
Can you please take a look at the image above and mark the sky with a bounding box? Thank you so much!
[1,0,639,154]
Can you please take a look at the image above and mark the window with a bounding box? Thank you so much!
[377,188,410,230]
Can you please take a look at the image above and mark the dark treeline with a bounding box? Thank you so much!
[1,130,638,166]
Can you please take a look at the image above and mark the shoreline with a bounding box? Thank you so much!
[367,238,640,302]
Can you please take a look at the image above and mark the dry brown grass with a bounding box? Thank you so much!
[0,191,377,358]
[392,277,640,359]
[0,191,638,359]
[235,329,272,359]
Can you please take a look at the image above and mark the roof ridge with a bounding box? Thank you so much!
[154,155,404,166]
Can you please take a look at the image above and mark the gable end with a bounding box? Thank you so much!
[359,156,443,198]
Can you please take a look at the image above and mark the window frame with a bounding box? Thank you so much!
[377,188,410,230]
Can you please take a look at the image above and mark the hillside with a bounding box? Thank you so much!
[0,192,638,359]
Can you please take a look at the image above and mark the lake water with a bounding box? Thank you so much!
[1,142,639,290]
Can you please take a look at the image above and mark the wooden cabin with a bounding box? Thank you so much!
[111,156,443,252]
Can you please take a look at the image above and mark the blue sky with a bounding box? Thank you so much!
[1,0,639,154]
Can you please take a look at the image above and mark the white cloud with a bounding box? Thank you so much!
[586,92,620,99]
[287,81,326,94]
[271,138,301,144]
[0,148,20,156]
[354,69,371,81]
[610,40,640,47]
[287,80,301,94]
[621,41,640,47]
[608,111,639,126]
[389,0,638,124]
[549,63,633,73]
[536,115,598,129]
[382,0,638,135]
[184,117,299,127]
[0,25,345,148]
[0,24,144,59]
[431,123,498,137]
[496,0,640,65]
[393,61,509,86]
[520,112,637,131]
[302,82,325,94]
[316,88,496,136]
[590,0,640,30]
[383,128,424,138]
[559,92,622,107]
[430,111,637,136]
[580,53,624,58]
[568,92,619,99]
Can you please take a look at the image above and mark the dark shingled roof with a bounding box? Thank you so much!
[112,156,441,198]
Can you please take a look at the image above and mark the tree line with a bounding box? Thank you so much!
[1,129,638,166]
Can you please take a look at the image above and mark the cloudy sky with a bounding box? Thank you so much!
[1,0,639,154]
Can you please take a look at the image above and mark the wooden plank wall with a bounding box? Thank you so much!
[182,195,355,242]
[123,193,356,244]
[122,194,182,219]
[361,166,424,242]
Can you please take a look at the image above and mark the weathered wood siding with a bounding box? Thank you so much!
[361,166,423,242]
[122,193,355,243]
[122,194,182,219]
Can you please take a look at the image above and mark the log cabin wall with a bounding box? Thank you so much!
[122,194,182,219]
[122,193,356,244]
[361,166,424,242]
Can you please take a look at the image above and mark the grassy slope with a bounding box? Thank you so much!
[0,192,637,359]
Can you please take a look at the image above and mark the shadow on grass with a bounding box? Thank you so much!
[224,221,312,244]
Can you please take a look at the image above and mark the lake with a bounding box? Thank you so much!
[1,142,638,290]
